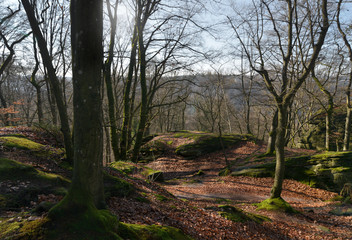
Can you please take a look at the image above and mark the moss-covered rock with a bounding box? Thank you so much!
[218,205,271,223]
[232,152,352,193]
[141,167,164,182]
[0,158,69,210]
[139,140,167,162]
[117,222,193,240]
[110,161,137,174]
[299,106,346,151]
[0,214,49,240]
[0,136,64,159]
[103,173,134,198]
[175,133,254,158]
[255,198,297,213]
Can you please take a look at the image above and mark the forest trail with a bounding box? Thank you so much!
[142,138,352,239]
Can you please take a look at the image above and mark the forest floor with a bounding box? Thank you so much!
[1,127,352,239]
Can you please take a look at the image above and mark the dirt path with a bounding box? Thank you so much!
[144,141,352,239]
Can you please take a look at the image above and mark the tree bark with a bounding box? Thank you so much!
[266,109,278,155]
[59,0,105,209]
[270,105,287,198]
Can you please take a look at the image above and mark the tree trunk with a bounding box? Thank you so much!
[132,24,148,162]
[21,0,73,163]
[343,107,352,151]
[120,27,138,160]
[65,0,104,208]
[266,109,278,155]
[270,105,287,199]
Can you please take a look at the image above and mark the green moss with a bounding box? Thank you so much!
[218,205,270,223]
[331,167,350,173]
[48,192,121,240]
[231,167,274,178]
[0,136,65,159]
[166,140,173,145]
[327,195,345,202]
[218,167,232,176]
[183,179,202,184]
[110,161,137,174]
[255,198,297,213]
[0,217,22,238]
[141,167,164,182]
[154,194,169,201]
[135,196,150,203]
[117,222,193,240]
[0,136,44,151]
[215,198,232,204]
[194,170,205,176]
[0,158,69,209]
[104,172,134,198]
[19,218,49,239]
[0,158,69,184]
[0,215,48,239]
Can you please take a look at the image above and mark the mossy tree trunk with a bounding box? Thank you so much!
[104,0,120,161]
[21,0,73,163]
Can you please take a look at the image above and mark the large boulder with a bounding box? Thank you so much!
[231,152,352,193]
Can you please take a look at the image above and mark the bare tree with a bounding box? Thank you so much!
[229,0,329,199]
[21,0,73,163]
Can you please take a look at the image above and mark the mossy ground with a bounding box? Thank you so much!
[0,215,48,240]
[0,211,192,240]
[218,205,271,223]
[255,198,298,213]
[117,222,193,240]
